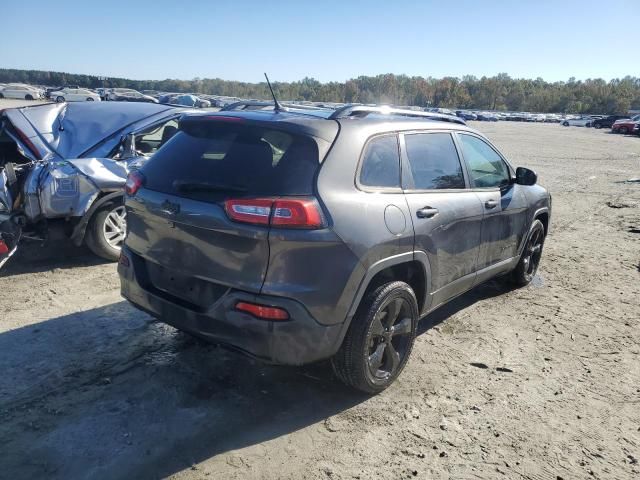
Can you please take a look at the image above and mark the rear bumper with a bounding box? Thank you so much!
[118,246,345,365]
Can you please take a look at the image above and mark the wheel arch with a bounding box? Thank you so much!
[70,191,124,245]
[347,252,432,320]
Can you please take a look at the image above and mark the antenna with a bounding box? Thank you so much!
[264,73,285,112]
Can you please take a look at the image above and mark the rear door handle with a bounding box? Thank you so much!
[416,207,439,219]
[484,199,498,209]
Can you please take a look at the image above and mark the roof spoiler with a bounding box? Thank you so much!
[328,105,466,125]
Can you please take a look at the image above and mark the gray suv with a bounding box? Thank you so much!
[118,105,551,393]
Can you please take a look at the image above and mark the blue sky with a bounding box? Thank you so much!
[1,0,638,83]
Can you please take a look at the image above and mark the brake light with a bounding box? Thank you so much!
[235,301,289,321]
[0,239,8,255]
[14,128,41,160]
[224,197,324,229]
[125,171,145,196]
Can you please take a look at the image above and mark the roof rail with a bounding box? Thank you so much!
[221,101,332,112]
[328,105,466,125]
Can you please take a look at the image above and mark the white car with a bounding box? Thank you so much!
[561,116,593,127]
[50,88,101,103]
[0,84,43,100]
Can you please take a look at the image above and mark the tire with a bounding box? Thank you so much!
[332,281,418,394]
[25,94,34,100]
[85,200,126,261]
[562,121,569,126]
[0,93,4,99]
[56,96,65,103]
[619,126,629,134]
[510,219,545,287]
[86,97,94,101]
[586,122,591,128]
[594,123,602,129]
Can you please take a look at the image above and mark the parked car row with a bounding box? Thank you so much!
[0,83,45,100]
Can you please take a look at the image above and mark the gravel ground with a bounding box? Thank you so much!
[0,122,639,480]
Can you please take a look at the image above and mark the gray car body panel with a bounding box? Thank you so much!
[119,112,551,364]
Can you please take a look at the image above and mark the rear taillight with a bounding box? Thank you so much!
[0,239,9,255]
[235,301,289,321]
[224,197,324,229]
[125,171,145,196]
[14,128,41,160]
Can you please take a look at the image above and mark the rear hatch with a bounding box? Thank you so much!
[125,114,334,304]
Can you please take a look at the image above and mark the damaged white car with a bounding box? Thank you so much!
[0,101,193,268]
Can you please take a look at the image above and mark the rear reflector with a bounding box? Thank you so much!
[125,171,145,196]
[235,301,289,321]
[224,197,324,229]
[0,239,8,255]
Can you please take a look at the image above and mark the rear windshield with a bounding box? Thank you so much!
[140,122,320,202]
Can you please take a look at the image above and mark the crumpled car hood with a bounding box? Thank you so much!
[11,102,178,159]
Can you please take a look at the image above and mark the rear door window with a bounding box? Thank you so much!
[403,132,466,189]
[141,121,320,203]
[359,135,400,188]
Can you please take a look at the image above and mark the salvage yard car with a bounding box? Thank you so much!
[118,104,551,393]
[50,87,101,103]
[0,102,194,268]
[0,84,44,100]
[561,116,593,127]
[611,114,640,134]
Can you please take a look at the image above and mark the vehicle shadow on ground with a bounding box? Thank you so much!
[0,240,111,277]
[0,280,514,479]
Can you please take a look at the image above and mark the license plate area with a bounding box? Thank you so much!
[145,260,228,309]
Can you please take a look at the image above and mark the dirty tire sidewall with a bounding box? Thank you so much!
[85,200,125,262]
[331,281,418,394]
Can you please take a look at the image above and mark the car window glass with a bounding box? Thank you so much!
[404,132,465,189]
[459,134,510,188]
[359,135,400,188]
[134,119,180,155]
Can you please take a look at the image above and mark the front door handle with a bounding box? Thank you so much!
[416,207,439,219]
[484,199,498,209]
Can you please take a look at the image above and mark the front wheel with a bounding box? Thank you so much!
[86,97,94,101]
[619,126,629,134]
[85,201,126,261]
[510,219,545,287]
[56,96,65,103]
[332,281,418,394]
[25,94,34,100]
[594,123,602,129]
[562,121,569,126]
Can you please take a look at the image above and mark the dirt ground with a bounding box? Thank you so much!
[1,122,638,480]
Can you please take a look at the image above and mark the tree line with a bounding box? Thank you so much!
[2,68,639,114]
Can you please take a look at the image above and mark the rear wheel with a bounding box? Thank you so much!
[510,219,545,287]
[86,97,94,101]
[562,121,569,126]
[56,96,65,103]
[332,281,418,394]
[25,94,34,100]
[85,201,126,261]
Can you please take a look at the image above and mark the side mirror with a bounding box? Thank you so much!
[516,167,537,186]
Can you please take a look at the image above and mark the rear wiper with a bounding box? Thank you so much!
[173,180,248,193]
